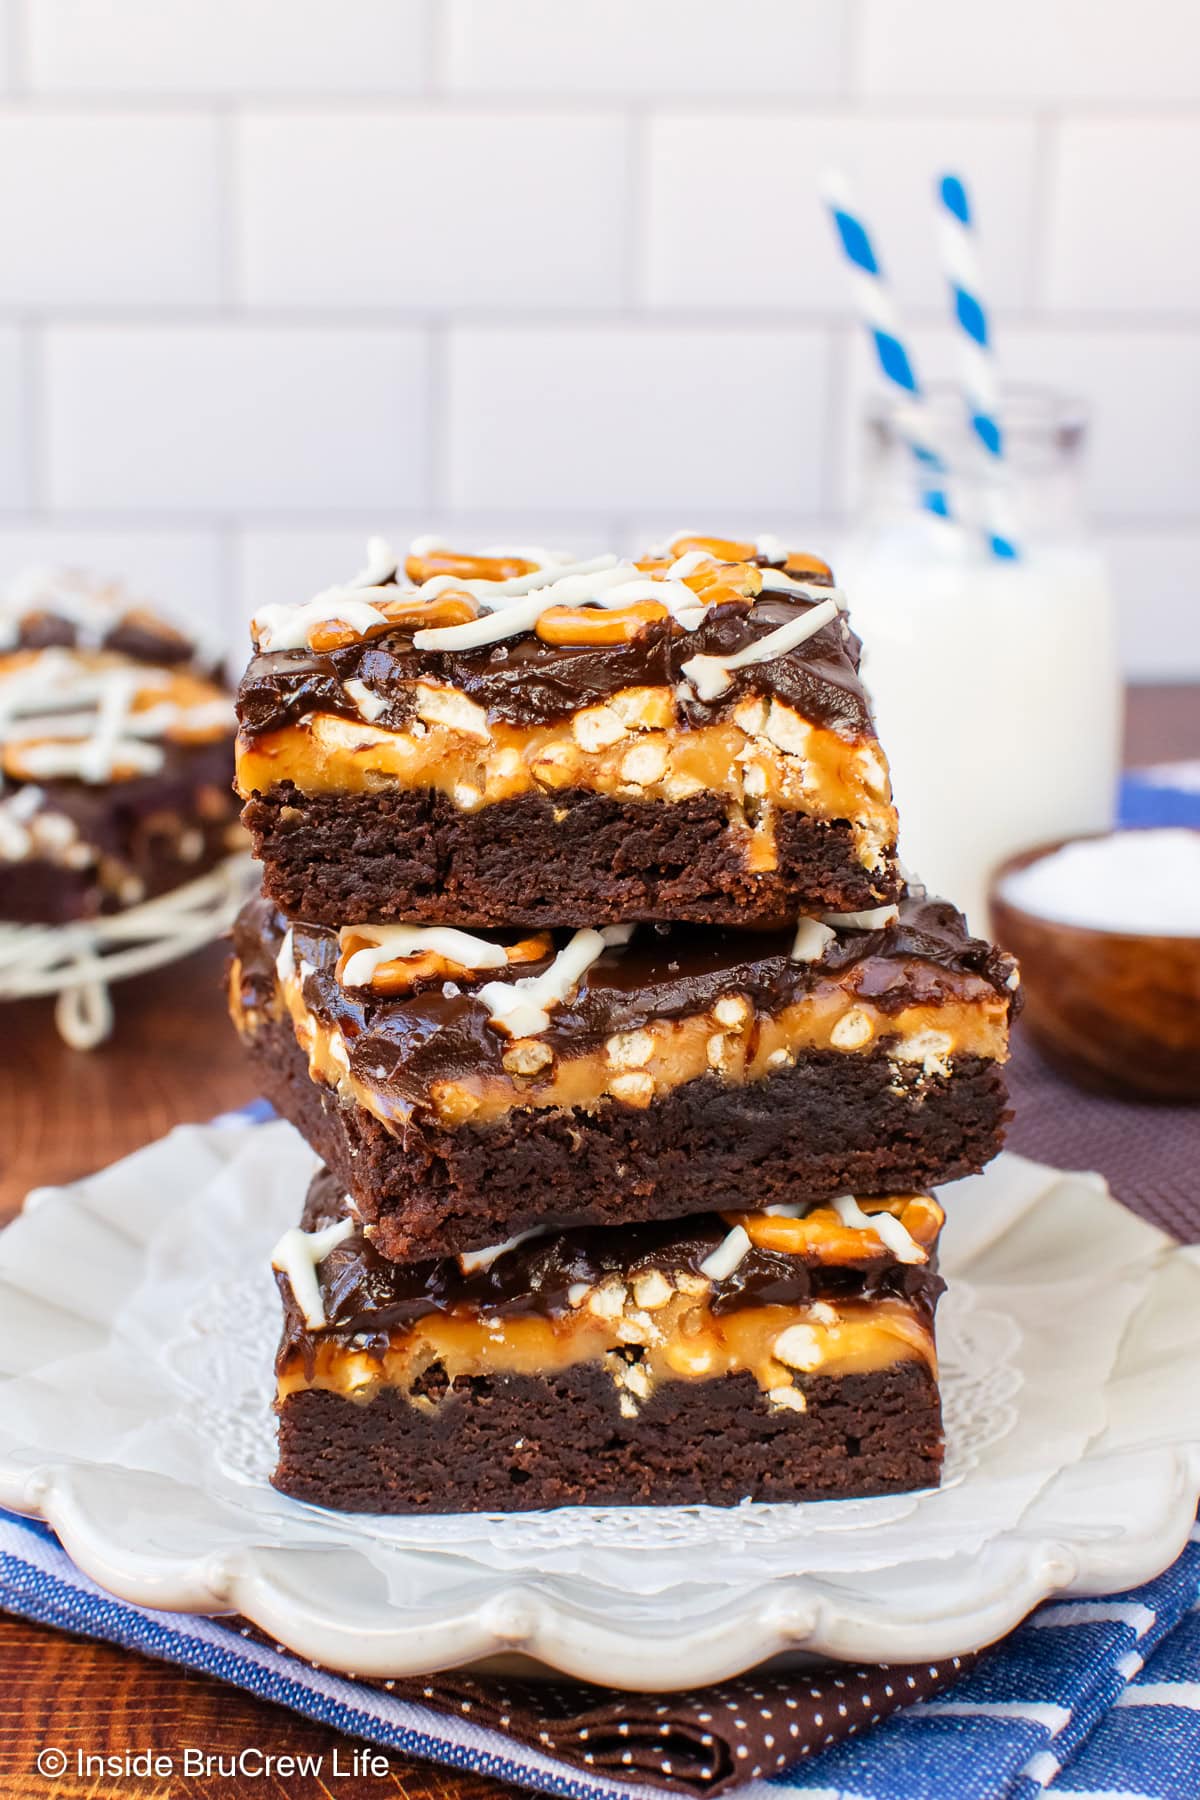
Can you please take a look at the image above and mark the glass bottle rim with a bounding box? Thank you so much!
[866,384,1088,469]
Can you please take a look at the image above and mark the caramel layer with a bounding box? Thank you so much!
[277,1293,935,1412]
[235,683,897,877]
[734,1195,944,1261]
[231,952,1009,1130]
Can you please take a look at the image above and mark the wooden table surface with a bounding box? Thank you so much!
[1,684,1196,1798]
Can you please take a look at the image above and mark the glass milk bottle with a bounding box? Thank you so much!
[836,388,1122,934]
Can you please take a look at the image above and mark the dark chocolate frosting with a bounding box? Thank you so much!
[276,1167,943,1371]
[237,591,876,741]
[234,888,1019,1120]
[12,610,214,674]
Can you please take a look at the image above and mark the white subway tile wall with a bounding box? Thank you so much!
[448,326,830,511]
[237,112,630,308]
[45,325,429,511]
[0,0,1195,676]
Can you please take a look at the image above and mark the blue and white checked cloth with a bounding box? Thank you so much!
[2,1505,1198,1798]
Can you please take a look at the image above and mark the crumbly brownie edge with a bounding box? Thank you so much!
[243,1008,1009,1263]
[240,783,901,928]
[273,1361,943,1513]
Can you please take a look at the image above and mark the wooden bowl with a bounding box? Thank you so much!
[989,832,1200,1102]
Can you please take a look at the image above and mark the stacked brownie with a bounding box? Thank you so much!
[1,566,241,923]
[230,535,1020,1513]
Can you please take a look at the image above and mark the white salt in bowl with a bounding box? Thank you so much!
[989,828,1200,1101]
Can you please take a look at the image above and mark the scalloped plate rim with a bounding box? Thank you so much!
[2,1128,1199,1688]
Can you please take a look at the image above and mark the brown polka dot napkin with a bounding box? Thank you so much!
[375,1657,975,1794]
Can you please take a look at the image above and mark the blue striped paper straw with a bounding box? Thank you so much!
[821,171,953,524]
[938,173,1019,559]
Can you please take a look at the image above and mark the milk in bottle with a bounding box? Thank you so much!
[837,390,1121,933]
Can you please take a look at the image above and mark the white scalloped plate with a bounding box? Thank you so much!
[0,1120,1198,1690]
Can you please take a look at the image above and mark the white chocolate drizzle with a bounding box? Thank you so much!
[698,1223,752,1281]
[253,540,624,655]
[252,535,404,652]
[457,1225,548,1275]
[0,784,93,867]
[755,532,791,565]
[257,534,844,663]
[680,594,846,701]
[337,924,510,989]
[349,535,401,588]
[274,924,295,986]
[343,677,388,722]
[0,785,44,859]
[271,1216,355,1329]
[821,904,900,931]
[790,903,899,962]
[252,590,395,654]
[790,917,837,962]
[478,923,633,1038]
[831,1193,925,1264]
[418,552,618,609]
[758,567,829,597]
[411,590,549,652]
[0,648,231,784]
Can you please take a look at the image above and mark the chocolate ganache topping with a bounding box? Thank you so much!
[276,1169,943,1371]
[234,889,1019,1117]
[236,591,874,742]
[14,611,201,668]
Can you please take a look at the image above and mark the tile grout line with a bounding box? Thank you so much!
[839,0,862,98]
[214,100,239,308]
[623,107,648,313]
[17,310,1200,333]
[425,320,450,517]
[20,315,45,517]
[425,0,450,94]
[0,506,1196,534]
[823,323,851,519]
[6,0,27,94]
[1030,110,1060,313]
[2,90,1198,119]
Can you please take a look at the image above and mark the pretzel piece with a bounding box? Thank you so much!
[535,601,669,646]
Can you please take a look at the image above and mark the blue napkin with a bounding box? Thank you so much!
[1119,762,1200,831]
[3,1502,1198,1798]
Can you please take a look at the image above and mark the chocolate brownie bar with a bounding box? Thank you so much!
[272,1166,945,1512]
[231,889,1019,1263]
[236,534,901,927]
[0,566,242,921]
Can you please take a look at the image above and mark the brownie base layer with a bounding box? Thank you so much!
[245,1009,1009,1263]
[274,1361,943,1512]
[0,859,98,923]
[0,820,235,925]
[240,783,900,928]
